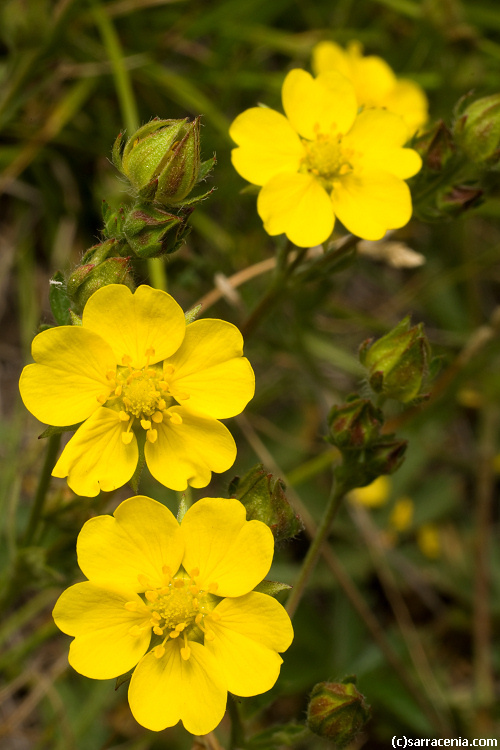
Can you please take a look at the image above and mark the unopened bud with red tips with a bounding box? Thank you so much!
[112,117,214,206]
[437,184,483,216]
[360,317,430,403]
[123,202,191,258]
[365,437,408,477]
[67,255,135,314]
[327,396,383,451]
[228,464,303,543]
[307,678,371,747]
[413,119,455,172]
[453,94,500,164]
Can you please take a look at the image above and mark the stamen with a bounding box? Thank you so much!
[141,419,152,430]
[208,582,219,594]
[154,644,165,659]
[204,629,215,642]
[138,574,152,588]
[175,391,190,401]
[169,412,183,425]
[152,411,163,423]
[122,355,132,366]
[164,365,175,376]
[124,601,138,611]
[162,565,172,577]
[106,369,116,380]
[180,632,191,660]
[147,429,158,443]
[122,431,134,445]
[129,625,144,636]
[170,629,180,638]
[190,568,200,578]
[153,625,164,636]
[145,590,159,602]
[145,347,155,357]
[119,410,130,421]
[173,579,185,589]
[97,393,108,404]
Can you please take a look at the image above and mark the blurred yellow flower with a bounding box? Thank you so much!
[312,41,428,134]
[52,496,293,735]
[19,284,254,496]
[230,69,421,247]
[417,523,441,558]
[389,496,414,532]
[347,475,391,508]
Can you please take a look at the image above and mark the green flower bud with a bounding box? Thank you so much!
[113,117,210,205]
[360,317,430,403]
[67,256,135,314]
[307,679,370,747]
[101,199,126,239]
[413,120,455,172]
[123,202,191,258]
[437,184,483,216]
[454,94,500,164]
[229,464,303,543]
[365,437,408,477]
[327,396,384,451]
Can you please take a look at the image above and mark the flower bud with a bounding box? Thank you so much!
[307,679,370,747]
[67,256,135,314]
[327,397,383,451]
[123,202,191,258]
[413,120,455,172]
[437,184,483,216]
[360,317,430,403]
[229,464,303,543]
[365,437,408,477]
[113,117,210,205]
[453,94,500,164]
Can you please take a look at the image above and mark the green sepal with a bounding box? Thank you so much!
[115,668,133,691]
[246,723,310,749]
[253,580,291,597]
[177,494,190,523]
[49,272,71,326]
[185,304,202,324]
[198,155,216,182]
[38,423,80,439]
[69,311,82,326]
[239,183,261,195]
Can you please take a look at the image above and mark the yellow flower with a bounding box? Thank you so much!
[389,496,414,532]
[417,523,441,559]
[230,69,422,247]
[347,475,391,508]
[312,41,428,134]
[52,495,294,735]
[19,285,254,496]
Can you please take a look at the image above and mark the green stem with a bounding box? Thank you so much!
[286,480,344,618]
[23,433,61,546]
[228,694,245,750]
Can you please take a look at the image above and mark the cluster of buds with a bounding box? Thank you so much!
[53,117,214,319]
[229,464,303,543]
[359,316,430,404]
[307,678,371,747]
[327,395,407,493]
[411,92,500,221]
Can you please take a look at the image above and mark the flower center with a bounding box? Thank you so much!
[300,131,356,188]
[96,348,191,445]
[126,567,220,661]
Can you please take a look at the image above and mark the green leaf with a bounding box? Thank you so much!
[49,272,71,325]
[246,723,309,749]
[253,580,291,597]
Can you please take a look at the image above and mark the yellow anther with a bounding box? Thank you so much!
[204,630,215,642]
[145,347,155,357]
[162,565,172,577]
[106,369,116,380]
[176,391,190,401]
[151,611,161,621]
[173,578,185,588]
[146,369,157,377]
[170,630,180,638]
[114,384,122,396]
[147,429,158,444]
[119,410,130,421]
[152,411,163,423]
[97,394,107,404]
[122,354,132,365]
[154,644,165,659]
[158,399,167,410]
[195,613,203,625]
[192,596,199,608]
[181,634,191,661]
[145,590,159,602]
[122,432,134,445]
[129,625,143,637]
[141,419,152,430]
[164,364,175,376]
[153,625,164,636]
[138,574,151,588]
[123,397,131,409]
[175,622,187,632]
[208,582,219,594]
[159,381,169,391]
[210,611,221,622]
[169,412,183,425]
[124,601,137,611]
[190,587,199,597]
[190,568,200,578]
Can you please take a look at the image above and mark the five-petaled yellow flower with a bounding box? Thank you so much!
[19,284,254,496]
[52,495,294,735]
[312,40,428,134]
[230,69,422,247]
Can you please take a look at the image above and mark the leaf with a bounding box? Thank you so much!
[38,423,80,439]
[253,580,291,597]
[49,272,71,325]
[246,723,309,749]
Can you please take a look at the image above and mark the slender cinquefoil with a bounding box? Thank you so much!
[230,69,422,247]
[52,495,294,735]
[19,284,254,496]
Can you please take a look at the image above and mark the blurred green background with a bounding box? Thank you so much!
[1,0,500,748]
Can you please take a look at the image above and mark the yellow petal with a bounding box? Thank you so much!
[282,69,357,140]
[77,495,184,591]
[52,407,138,496]
[181,498,274,597]
[82,285,186,369]
[128,640,226,734]
[206,592,293,696]
[230,107,303,185]
[257,172,334,248]
[332,170,413,240]
[164,319,255,418]
[382,78,429,133]
[311,41,351,79]
[352,55,396,105]
[19,327,115,426]
[343,109,422,179]
[145,408,236,491]
[53,582,150,679]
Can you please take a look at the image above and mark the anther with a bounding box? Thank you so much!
[122,432,134,445]
[122,355,132,366]
[138,574,151,588]
[145,347,155,357]
[106,370,116,380]
[154,644,165,659]
[152,411,163,423]
[170,630,180,639]
[145,590,159,602]
[190,568,200,578]
[129,625,143,637]
[164,365,175,376]
[147,429,158,443]
[181,633,191,660]
[162,565,172,577]
[97,394,108,404]
[151,611,161,621]
[208,582,219,594]
[173,579,185,588]
[158,399,166,410]
[204,630,215,642]
[153,625,164,636]
[210,611,221,622]
[175,392,190,401]
[114,384,123,396]
[141,419,152,430]
[119,411,130,421]
[169,412,183,425]
[124,601,137,611]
